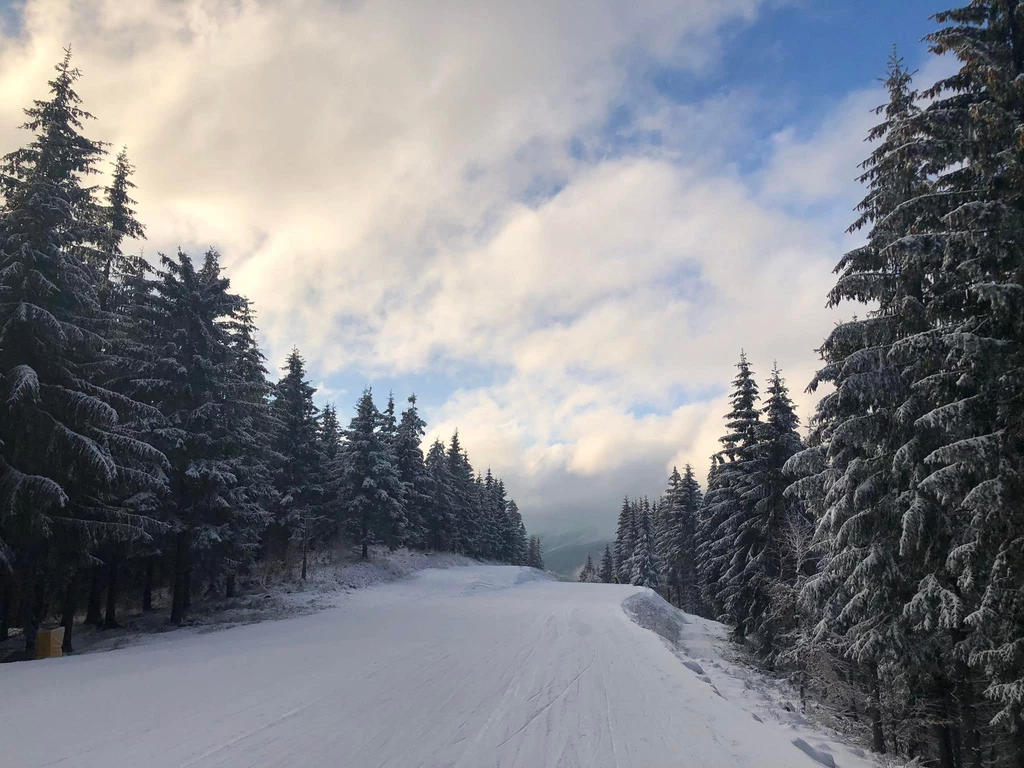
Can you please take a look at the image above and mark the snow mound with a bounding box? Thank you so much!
[621,589,881,768]
[792,738,837,768]
[514,567,556,586]
[621,589,686,645]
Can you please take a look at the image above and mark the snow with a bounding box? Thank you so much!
[1,566,882,768]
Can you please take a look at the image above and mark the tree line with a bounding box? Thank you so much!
[0,51,536,659]
[600,5,1024,766]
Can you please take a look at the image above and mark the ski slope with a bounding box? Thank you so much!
[1,566,875,768]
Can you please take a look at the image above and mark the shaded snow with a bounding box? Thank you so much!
[621,589,882,768]
[2,567,881,767]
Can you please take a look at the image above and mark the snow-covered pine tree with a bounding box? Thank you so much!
[320,403,341,462]
[913,7,1024,760]
[527,536,544,570]
[219,298,276,596]
[135,250,268,624]
[314,402,341,546]
[480,469,503,560]
[0,50,165,651]
[613,496,635,582]
[727,365,805,659]
[492,478,515,562]
[697,352,761,622]
[659,468,684,605]
[95,146,146,315]
[379,391,398,447]
[393,395,431,550]
[447,431,479,555]
[270,349,323,580]
[507,499,528,565]
[579,554,596,583]
[787,51,949,760]
[424,438,456,551]
[663,465,702,612]
[629,500,661,590]
[599,544,614,584]
[339,389,406,559]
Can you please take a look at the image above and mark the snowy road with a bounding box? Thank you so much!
[1,566,866,767]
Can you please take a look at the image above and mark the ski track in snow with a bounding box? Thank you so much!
[0,566,880,768]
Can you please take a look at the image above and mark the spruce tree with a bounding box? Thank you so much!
[339,389,406,559]
[629,501,661,590]
[424,438,456,551]
[393,395,430,549]
[507,499,528,565]
[788,51,950,761]
[0,50,164,650]
[916,7,1024,757]
[220,298,276,595]
[270,349,322,579]
[727,365,804,657]
[613,496,636,582]
[579,553,596,583]
[664,465,701,612]
[599,544,614,583]
[447,431,478,555]
[136,250,269,624]
[697,352,761,622]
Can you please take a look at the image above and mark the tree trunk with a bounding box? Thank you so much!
[0,576,12,642]
[103,549,120,629]
[932,723,955,768]
[170,531,188,625]
[60,574,77,654]
[869,663,886,754]
[142,557,154,612]
[183,557,192,615]
[953,645,982,768]
[21,572,44,657]
[226,574,236,599]
[301,518,309,581]
[85,565,104,625]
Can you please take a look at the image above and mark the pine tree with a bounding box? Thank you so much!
[96,146,146,314]
[663,465,702,612]
[0,50,164,651]
[527,535,544,570]
[393,395,430,549]
[507,499,528,565]
[220,298,276,596]
[579,553,596,583]
[726,365,804,657]
[613,496,635,582]
[629,501,661,590]
[319,403,341,462]
[424,438,456,551]
[270,349,322,580]
[697,352,761,622]
[137,250,268,624]
[906,6,1024,759]
[447,431,478,555]
[599,544,614,583]
[787,51,952,761]
[338,389,406,559]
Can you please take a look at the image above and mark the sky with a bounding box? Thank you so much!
[0,0,954,539]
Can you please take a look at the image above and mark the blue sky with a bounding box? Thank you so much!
[0,0,957,537]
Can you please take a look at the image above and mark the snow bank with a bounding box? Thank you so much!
[40,549,481,658]
[621,588,686,645]
[620,589,882,768]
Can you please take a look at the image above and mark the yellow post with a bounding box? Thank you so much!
[35,627,64,659]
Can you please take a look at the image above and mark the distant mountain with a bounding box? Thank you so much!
[539,531,612,577]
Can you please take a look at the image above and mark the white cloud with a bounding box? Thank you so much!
[1,0,882,537]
